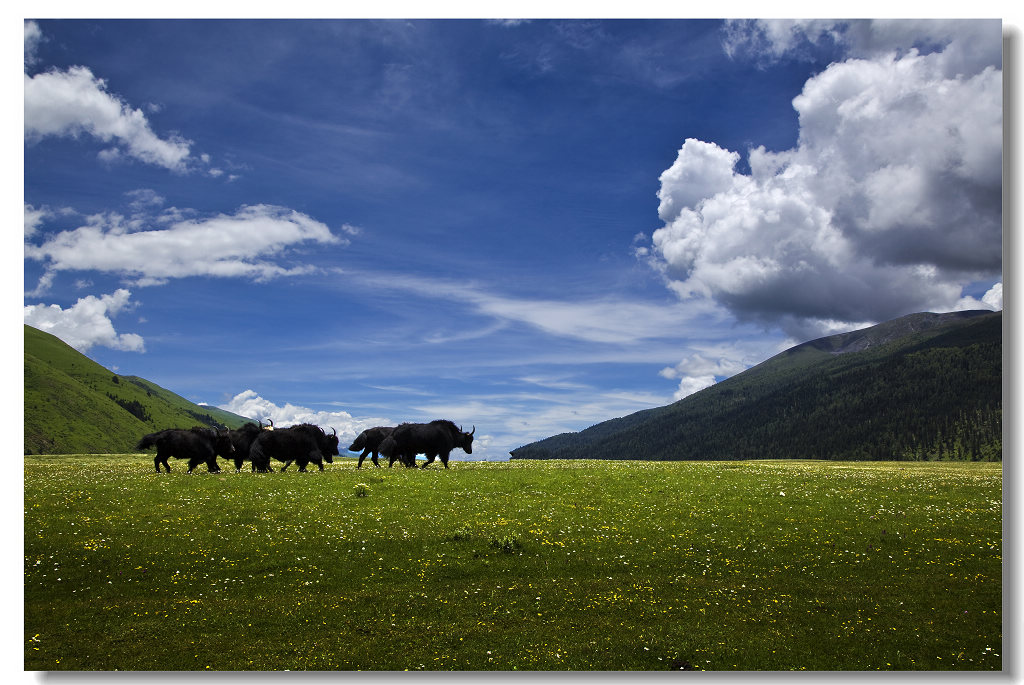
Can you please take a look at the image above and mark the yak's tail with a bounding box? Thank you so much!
[347,432,366,452]
[136,432,160,450]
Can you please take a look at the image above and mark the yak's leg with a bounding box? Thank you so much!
[156,446,172,472]
[154,455,163,473]
[280,459,292,472]
[441,451,450,469]
[357,450,368,468]
[201,451,219,473]
[421,453,436,469]
[371,451,381,467]
[301,452,321,472]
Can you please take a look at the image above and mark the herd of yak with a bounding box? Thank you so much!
[136,420,476,474]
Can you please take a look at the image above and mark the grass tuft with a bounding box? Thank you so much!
[489,533,522,554]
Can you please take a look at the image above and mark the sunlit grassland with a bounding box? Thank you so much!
[25,455,1001,671]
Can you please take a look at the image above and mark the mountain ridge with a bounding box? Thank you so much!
[795,310,995,356]
[24,324,252,454]
[510,310,1002,462]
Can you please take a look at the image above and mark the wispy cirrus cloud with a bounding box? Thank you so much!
[326,269,790,408]
[328,269,796,410]
[347,271,718,345]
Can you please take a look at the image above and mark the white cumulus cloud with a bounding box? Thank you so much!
[24,65,193,172]
[982,283,1003,310]
[954,282,1003,312]
[24,288,145,352]
[219,390,392,446]
[724,19,1001,76]
[647,20,1002,340]
[658,339,792,401]
[25,204,343,290]
[668,375,717,401]
[24,203,50,238]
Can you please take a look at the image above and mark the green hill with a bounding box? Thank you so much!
[510,310,1002,462]
[24,324,252,454]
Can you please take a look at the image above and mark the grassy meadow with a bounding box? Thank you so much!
[24,455,1002,671]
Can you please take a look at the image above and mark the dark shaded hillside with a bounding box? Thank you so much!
[510,311,1002,462]
[24,325,251,454]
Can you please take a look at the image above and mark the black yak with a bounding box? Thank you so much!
[347,426,396,468]
[379,420,475,469]
[137,427,235,473]
[249,424,339,472]
[227,422,271,472]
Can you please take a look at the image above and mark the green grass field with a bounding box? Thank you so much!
[24,455,1002,671]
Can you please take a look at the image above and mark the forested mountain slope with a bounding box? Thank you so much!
[510,311,1002,462]
[24,325,250,454]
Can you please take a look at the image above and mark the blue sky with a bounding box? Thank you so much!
[21,18,1005,460]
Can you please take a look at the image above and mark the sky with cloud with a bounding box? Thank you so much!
[22,18,1005,460]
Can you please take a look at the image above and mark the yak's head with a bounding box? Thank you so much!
[459,425,476,454]
[213,430,236,456]
[319,426,339,462]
